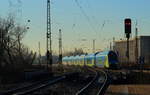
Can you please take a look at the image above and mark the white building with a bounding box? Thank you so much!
[114,36,150,64]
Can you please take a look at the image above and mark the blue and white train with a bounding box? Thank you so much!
[62,50,119,69]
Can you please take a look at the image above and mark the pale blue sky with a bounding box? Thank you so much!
[0,0,150,55]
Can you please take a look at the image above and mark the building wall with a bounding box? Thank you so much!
[140,36,150,64]
[114,39,138,64]
[114,36,150,64]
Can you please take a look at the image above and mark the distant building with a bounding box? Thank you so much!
[114,36,150,64]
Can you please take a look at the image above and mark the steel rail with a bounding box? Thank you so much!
[15,72,78,95]
[94,67,111,95]
[1,72,77,95]
[75,67,98,95]
[96,69,108,95]
[1,78,52,95]
[16,76,66,95]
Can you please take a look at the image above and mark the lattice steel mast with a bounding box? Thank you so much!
[46,0,52,69]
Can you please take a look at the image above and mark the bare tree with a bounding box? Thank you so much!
[0,15,36,70]
[0,15,15,67]
[63,48,85,56]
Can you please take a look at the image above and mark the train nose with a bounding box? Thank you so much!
[109,63,118,69]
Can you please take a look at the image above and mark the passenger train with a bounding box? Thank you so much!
[62,50,119,69]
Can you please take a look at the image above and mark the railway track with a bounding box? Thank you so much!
[76,67,110,95]
[0,72,78,95]
[96,68,110,95]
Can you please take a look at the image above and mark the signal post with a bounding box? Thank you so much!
[124,18,132,64]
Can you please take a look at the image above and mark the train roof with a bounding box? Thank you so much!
[62,56,68,59]
[62,56,69,61]
[80,54,85,57]
[85,53,95,58]
[77,55,85,60]
[96,50,116,56]
[69,56,74,59]
[62,51,117,61]
[74,55,80,59]
[97,51,109,55]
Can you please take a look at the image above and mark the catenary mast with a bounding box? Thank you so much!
[46,0,52,70]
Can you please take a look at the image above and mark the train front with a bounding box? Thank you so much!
[108,51,119,69]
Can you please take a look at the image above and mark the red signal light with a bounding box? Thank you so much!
[125,22,131,25]
[125,18,131,34]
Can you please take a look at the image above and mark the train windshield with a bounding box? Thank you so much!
[108,51,118,62]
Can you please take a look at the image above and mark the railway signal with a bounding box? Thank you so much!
[125,18,131,34]
[124,18,132,63]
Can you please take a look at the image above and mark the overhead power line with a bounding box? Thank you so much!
[74,0,97,33]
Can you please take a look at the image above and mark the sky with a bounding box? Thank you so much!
[0,0,150,55]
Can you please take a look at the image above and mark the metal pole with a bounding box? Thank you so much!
[93,39,95,53]
[113,37,115,50]
[110,42,112,50]
[59,29,62,64]
[126,34,130,64]
[127,38,129,60]
[47,0,52,71]
[38,42,41,66]
[0,30,4,68]
[135,27,138,64]
[0,30,2,67]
